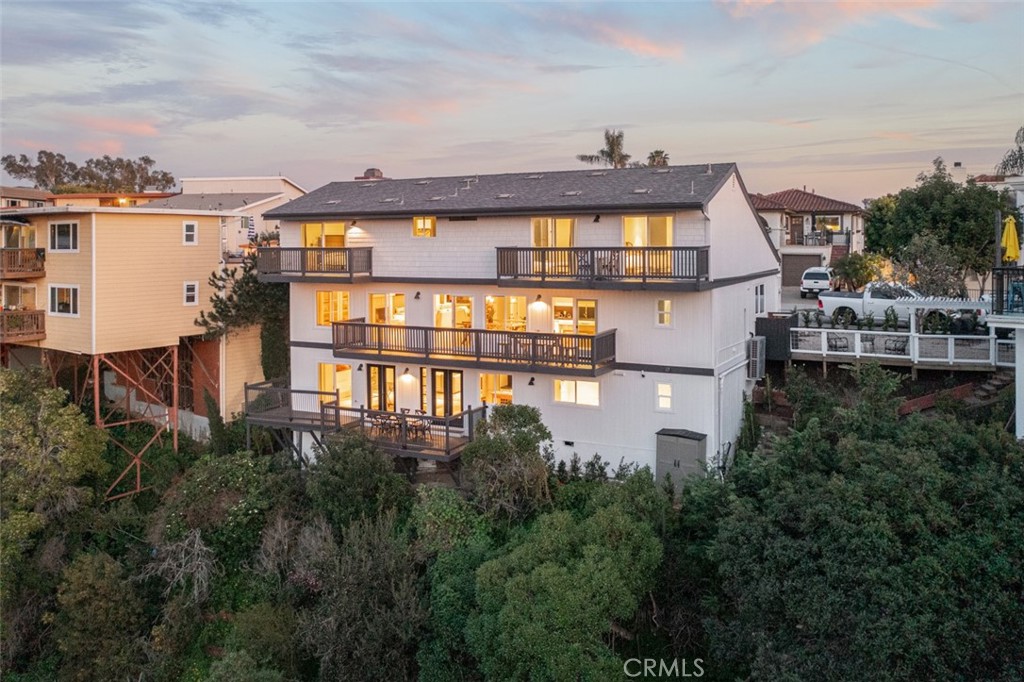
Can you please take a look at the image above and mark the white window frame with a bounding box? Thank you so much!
[656,299,673,327]
[315,290,350,327]
[412,216,436,238]
[553,379,600,407]
[48,284,80,317]
[183,281,199,306]
[48,222,79,253]
[183,221,198,246]
[656,382,673,412]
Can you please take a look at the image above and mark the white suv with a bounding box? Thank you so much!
[800,267,837,299]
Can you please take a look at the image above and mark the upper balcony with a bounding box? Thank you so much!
[1,248,46,279]
[496,246,709,290]
[332,318,616,376]
[256,247,373,283]
[0,309,45,343]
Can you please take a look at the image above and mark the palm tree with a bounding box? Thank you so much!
[576,129,631,169]
[996,125,1024,176]
[646,150,669,167]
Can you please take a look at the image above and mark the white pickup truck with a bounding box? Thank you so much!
[816,282,923,322]
[817,282,988,325]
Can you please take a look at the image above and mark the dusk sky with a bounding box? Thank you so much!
[2,1,1021,205]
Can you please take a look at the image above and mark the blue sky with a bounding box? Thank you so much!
[1,1,1021,204]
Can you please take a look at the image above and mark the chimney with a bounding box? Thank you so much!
[354,168,387,181]
[951,161,967,184]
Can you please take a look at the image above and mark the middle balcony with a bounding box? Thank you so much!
[256,246,373,282]
[332,319,616,376]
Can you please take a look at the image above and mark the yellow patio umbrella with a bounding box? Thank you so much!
[1001,215,1020,263]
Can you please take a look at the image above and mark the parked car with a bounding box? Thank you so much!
[800,267,837,298]
[818,282,989,326]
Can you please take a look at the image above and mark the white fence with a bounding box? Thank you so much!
[790,328,1014,368]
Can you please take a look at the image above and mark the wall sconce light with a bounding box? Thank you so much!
[593,214,600,223]
[414,291,421,300]
[535,294,542,302]
[528,377,535,386]
[351,219,358,226]
[640,370,646,378]
[357,364,363,371]
[403,367,410,375]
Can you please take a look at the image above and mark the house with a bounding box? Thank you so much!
[48,191,176,208]
[252,163,780,478]
[146,176,307,259]
[0,205,266,495]
[1,186,54,208]
[752,188,865,286]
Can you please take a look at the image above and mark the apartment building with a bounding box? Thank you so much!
[251,163,780,475]
[0,206,264,440]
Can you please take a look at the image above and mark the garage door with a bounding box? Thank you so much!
[782,254,823,286]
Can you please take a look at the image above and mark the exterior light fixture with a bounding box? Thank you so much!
[528,377,535,386]
[357,364,363,371]
[414,291,421,299]
[593,214,600,223]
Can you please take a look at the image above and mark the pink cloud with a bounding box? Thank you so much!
[71,115,160,137]
[720,0,940,46]
[76,139,125,155]
[383,98,462,126]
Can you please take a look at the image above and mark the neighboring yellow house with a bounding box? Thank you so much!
[48,191,176,208]
[0,206,264,430]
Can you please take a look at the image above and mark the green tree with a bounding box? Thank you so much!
[461,404,553,523]
[195,254,289,380]
[1,150,175,192]
[576,129,632,169]
[891,232,967,296]
[465,504,663,680]
[646,149,670,167]
[863,158,1019,287]
[996,124,1024,176]
[690,364,1024,679]
[305,434,412,534]
[51,553,145,681]
[830,251,883,291]
[298,509,426,681]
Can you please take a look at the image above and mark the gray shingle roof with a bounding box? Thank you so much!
[265,163,737,220]
[145,193,278,211]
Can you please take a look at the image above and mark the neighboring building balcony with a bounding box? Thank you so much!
[256,247,373,282]
[242,378,485,462]
[1,248,46,279]
[0,309,45,343]
[495,246,709,289]
[787,230,851,247]
[991,266,1024,322]
[332,318,617,376]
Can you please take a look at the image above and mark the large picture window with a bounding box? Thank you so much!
[49,222,78,251]
[623,215,672,247]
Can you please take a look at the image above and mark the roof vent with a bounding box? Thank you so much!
[632,188,652,194]
[525,174,544,179]
[496,193,515,199]
[561,190,582,197]
[414,180,431,185]
[588,171,607,176]
[323,200,341,205]
[428,196,446,201]
[705,164,713,175]
[359,183,376,188]
[381,197,402,203]
[653,169,671,174]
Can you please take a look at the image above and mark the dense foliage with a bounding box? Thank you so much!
[1,149,175,192]
[4,370,1022,681]
[864,158,1021,284]
[996,124,1024,176]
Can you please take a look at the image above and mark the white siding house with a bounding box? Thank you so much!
[252,163,780,472]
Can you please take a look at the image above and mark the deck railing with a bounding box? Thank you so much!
[991,266,1024,316]
[256,247,373,278]
[319,402,487,461]
[333,318,616,372]
[790,328,1013,368]
[243,379,337,427]
[496,246,709,283]
[0,248,45,278]
[0,309,45,342]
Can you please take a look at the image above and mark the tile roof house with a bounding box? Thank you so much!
[250,162,780,483]
[752,187,865,286]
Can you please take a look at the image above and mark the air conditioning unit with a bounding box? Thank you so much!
[746,335,766,380]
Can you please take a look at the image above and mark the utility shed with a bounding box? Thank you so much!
[655,428,707,497]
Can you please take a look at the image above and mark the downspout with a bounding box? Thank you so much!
[715,354,749,480]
